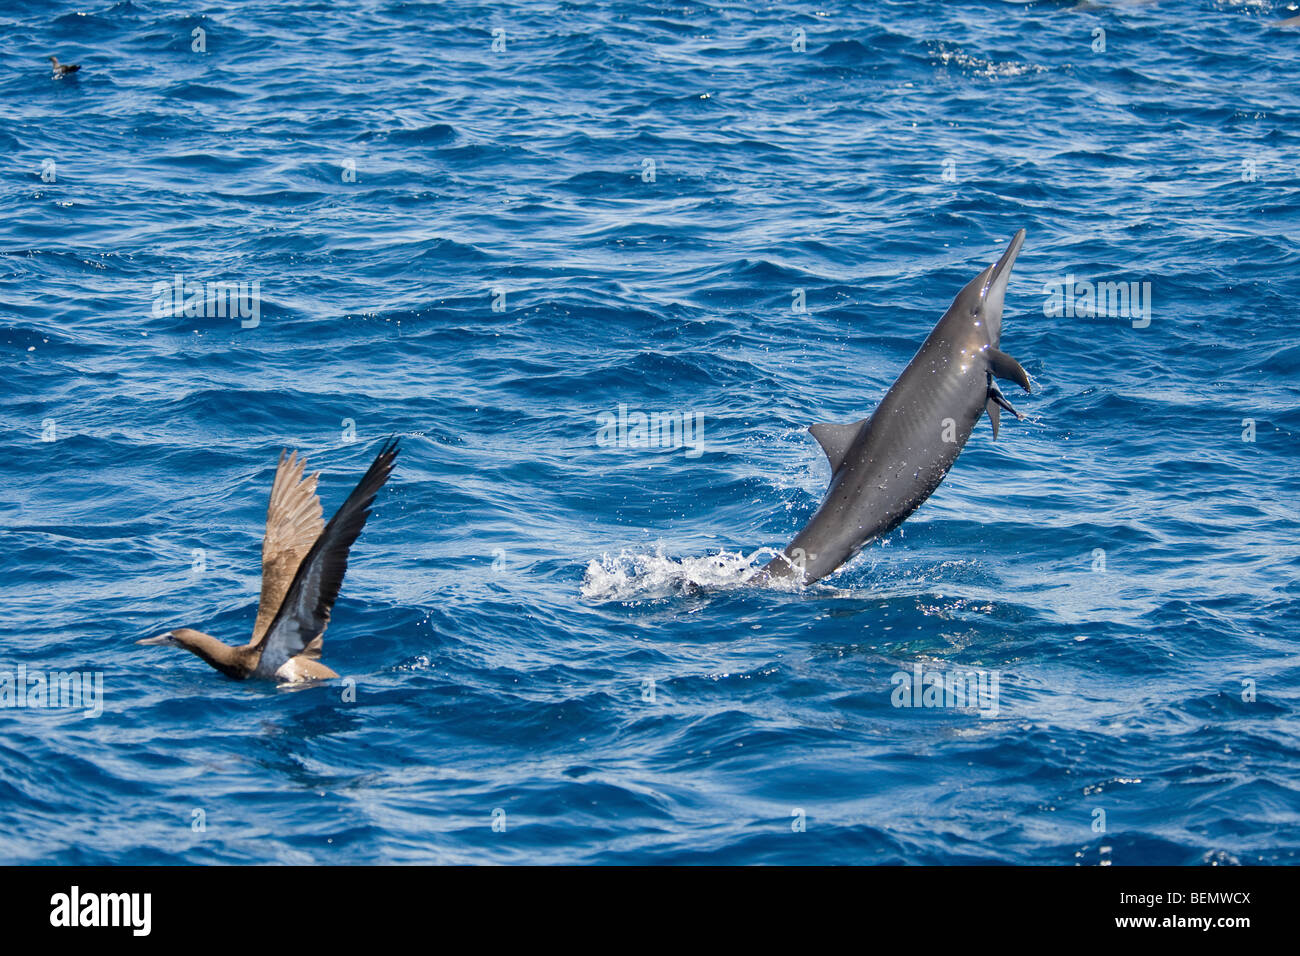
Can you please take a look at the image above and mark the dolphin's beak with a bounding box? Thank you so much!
[977,228,1026,339]
[982,229,1025,301]
[136,632,174,646]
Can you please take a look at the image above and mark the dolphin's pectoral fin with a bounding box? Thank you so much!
[808,420,865,474]
[988,384,1025,424]
[986,399,1001,440]
[987,348,1030,392]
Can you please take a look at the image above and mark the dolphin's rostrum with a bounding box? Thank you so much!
[759,229,1033,586]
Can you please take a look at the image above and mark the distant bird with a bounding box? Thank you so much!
[137,438,400,682]
[48,56,80,78]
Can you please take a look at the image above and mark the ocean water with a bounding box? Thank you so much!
[1,0,1298,865]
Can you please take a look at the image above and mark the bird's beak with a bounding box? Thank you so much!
[136,632,175,646]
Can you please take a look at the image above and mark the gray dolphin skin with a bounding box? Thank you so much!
[758,229,1033,586]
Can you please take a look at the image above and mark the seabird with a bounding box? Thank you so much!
[48,56,80,78]
[137,437,400,683]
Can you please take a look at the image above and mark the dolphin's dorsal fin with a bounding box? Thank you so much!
[808,421,865,473]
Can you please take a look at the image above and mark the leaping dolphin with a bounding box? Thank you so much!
[758,229,1033,586]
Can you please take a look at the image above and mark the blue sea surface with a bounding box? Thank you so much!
[1,0,1298,865]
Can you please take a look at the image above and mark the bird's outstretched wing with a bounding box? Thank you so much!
[252,450,325,644]
[252,438,400,676]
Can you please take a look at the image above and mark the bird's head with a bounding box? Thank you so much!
[136,627,204,649]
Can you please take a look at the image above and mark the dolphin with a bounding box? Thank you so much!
[758,229,1033,586]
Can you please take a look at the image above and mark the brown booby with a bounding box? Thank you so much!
[48,56,80,77]
[137,437,400,682]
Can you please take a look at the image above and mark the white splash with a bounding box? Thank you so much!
[580,546,802,602]
[931,44,1048,79]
